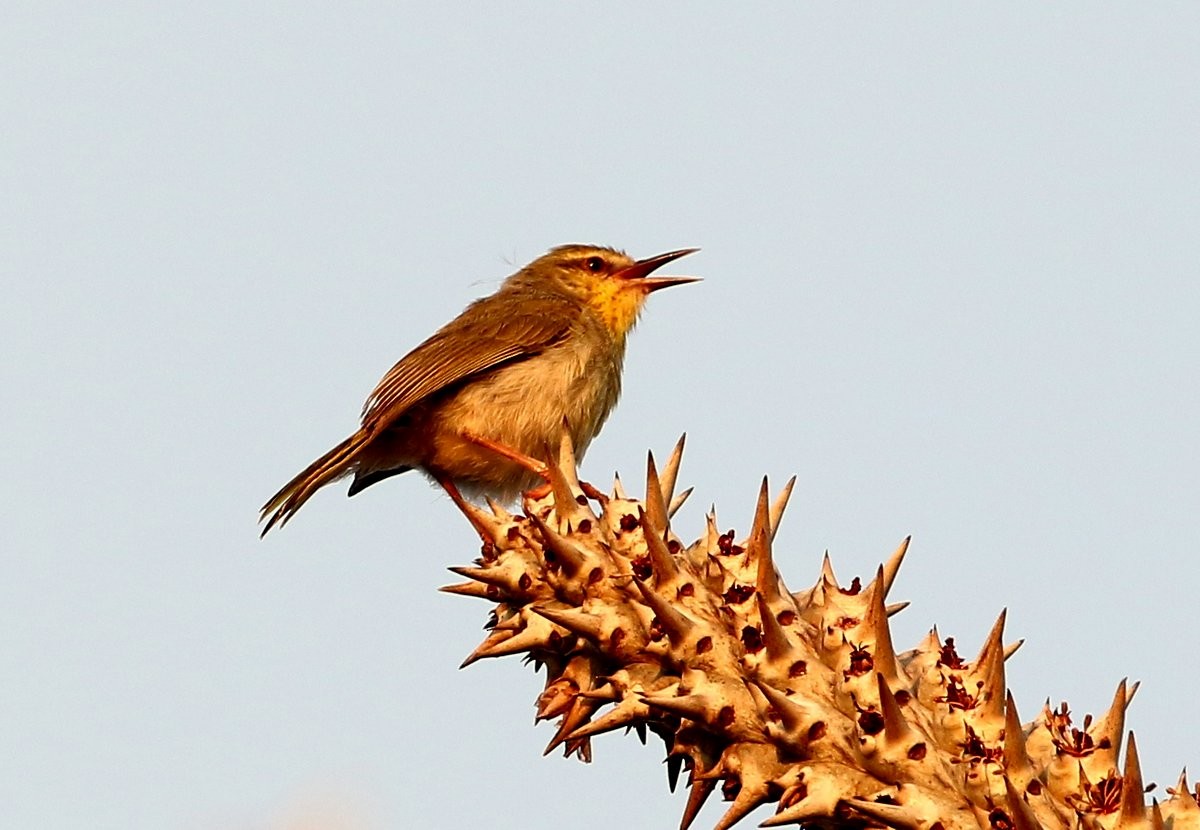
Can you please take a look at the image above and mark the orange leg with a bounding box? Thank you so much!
[461,431,553,498]
[461,431,547,475]
[432,471,495,542]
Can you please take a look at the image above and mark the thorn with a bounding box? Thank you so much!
[447,565,523,592]
[863,565,901,683]
[567,696,649,740]
[633,577,695,643]
[767,475,796,542]
[876,672,915,746]
[666,753,682,793]
[660,433,686,508]
[972,607,1007,668]
[755,592,795,664]
[749,476,770,542]
[752,679,818,739]
[640,506,682,588]
[750,478,786,607]
[972,608,1008,721]
[555,420,580,486]
[1151,798,1165,830]
[678,778,716,830]
[489,614,523,632]
[820,551,837,587]
[565,735,591,763]
[910,627,942,663]
[542,697,596,757]
[758,804,825,827]
[576,682,618,702]
[640,691,712,723]
[531,605,604,642]
[526,509,589,577]
[1091,678,1133,769]
[459,621,556,667]
[536,678,578,722]
[644,451,670,536]
[885,600,910,617]
[612,473,628,500]
[881,536,910,597]
[713,784,770,830]
[669,486,694,518]
[437,580,495,599]
[1004,690,1033,776]
[759,772,846,826]
[543,442,584,527]
[1120,732,1147,822]
[703,509,721,553]
[1002,774,1047,830]
[458,629,519,668]
[1173,769,1198,808]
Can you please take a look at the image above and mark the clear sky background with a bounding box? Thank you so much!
[3,4,1197,829]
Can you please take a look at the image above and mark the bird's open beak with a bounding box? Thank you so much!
[616,248,701,291]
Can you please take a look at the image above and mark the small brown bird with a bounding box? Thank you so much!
[260,244,699,535]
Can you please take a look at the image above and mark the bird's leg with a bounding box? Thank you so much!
[460,431,553,498]
[432,471,496,544]
[461,431,548,475]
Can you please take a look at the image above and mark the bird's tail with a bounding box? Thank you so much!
[259,432,369,536]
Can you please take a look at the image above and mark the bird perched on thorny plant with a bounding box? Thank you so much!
[259,245,699,535]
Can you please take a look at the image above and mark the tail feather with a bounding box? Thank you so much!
[259,432,369,536]
[347,464,412,497]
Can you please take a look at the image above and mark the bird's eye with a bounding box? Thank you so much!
[584,256,605,273]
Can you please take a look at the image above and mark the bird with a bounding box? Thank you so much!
[259,244,699,535]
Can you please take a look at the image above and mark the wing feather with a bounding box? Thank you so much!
[360,293,576,430]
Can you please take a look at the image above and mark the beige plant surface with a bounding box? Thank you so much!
[443,435,1199,830]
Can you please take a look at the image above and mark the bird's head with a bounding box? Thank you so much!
[509,245,699,339]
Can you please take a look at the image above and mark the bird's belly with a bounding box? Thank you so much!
[423,346,621,498]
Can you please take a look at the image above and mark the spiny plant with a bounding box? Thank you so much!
[442,434,1199,830]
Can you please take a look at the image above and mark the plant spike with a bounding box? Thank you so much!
[443,440,1198,830]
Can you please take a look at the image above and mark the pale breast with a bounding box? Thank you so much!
[424,318,626,492]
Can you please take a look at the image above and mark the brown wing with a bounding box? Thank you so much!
[360,292,576,430]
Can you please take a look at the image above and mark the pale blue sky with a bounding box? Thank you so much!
[3,4,1197,829]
